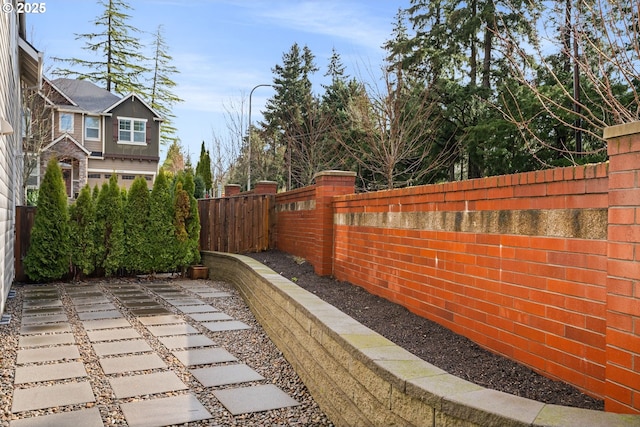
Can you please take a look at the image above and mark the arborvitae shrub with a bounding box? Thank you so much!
[69,184,95,278]
[95,175,125,276]
[125,177,151,274]
[184,172,201,264]
[24,157,70,282]
[148,170,176,273]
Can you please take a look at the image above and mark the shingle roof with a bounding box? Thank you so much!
[51,78,120,113]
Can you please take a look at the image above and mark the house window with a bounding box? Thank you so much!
[60,113,73,132]
[118,117,147,145]
[88,173,101,179]
[122,175,135,180]
[85,116,100,139]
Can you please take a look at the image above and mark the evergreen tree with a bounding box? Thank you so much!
[95,175,125,276]
[124,177,151,273]
[194,175,205,199]
[69,185,96,278]
[53,0,149,95]
[263,43,319,189]
[161,139,185,175]
[149,24,183,146]
[183,172,201,264]
[148,170,175,273]
[172,180,191,274]
[24,158,70,282]
[195,142,212,194]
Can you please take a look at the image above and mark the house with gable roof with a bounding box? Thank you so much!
[29,78,163,197]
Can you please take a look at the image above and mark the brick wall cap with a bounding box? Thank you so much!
[313,170,357,180]
[604,122,640,140]
[256,180,277,185]
[224,184,241,188]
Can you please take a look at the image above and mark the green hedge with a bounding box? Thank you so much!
[25,164,201,282]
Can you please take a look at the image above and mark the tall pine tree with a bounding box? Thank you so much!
[53,0,149,95]
[149,24,183,146]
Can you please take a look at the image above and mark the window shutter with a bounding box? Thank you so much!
[113,118,118,143]
[146,122,151,145]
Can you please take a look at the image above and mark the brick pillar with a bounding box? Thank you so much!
[312,170,356,276]
[253,181,277,195]
[224,184,241,197]
[605,122,640,413]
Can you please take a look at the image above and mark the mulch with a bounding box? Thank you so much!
[246,250,604,411]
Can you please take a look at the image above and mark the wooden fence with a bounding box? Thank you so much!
[198,194,276,254]
[15,206,36,282]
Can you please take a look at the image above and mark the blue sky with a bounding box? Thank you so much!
[26,0,410,163]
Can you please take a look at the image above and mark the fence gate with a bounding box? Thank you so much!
[198,194,275,254]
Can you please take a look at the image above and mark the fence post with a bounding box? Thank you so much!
[253,181,277,195]
[312,170,356,276]
[224,184,241,197]
[604,121,640,414]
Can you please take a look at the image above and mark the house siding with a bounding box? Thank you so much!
[53,110,83,140]
[88,157,157,190]
[105,100,159,159]
[0,8,19,313]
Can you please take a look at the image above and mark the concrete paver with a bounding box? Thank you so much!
[212,384,299,415]
[190,363,265,387]
[18,332,75,348]
[20,313,67,325]
[159,334,216,349]
[11,381,95,412]
[163,298,205,306]
[86,327,141,342]
[129,307,172,316]
[177,305,220,314]
[74,302,117,312]
[9,408,103,427]
[82,318,131,330]
[146,323,198,336]
[92,339,152,356]
[137,314,183,325]
[77,310,123,321]
[120,393,212,427]
[100,353,167,374]
[21,306,64,315]
[189,312,232,322]
[202,320,251,332]
[109,371,187,398]
[16,345,80,364]
[14,361,86,383]
[172,347,237,366]
[19,323,71,335]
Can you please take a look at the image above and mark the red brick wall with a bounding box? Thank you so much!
[330,164,610,403]
[275,171,356,276]
[605,123,640,413]
[269,126,640,413]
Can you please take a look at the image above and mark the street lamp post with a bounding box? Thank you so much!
[248,84,272,191]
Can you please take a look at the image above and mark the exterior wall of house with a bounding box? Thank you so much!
[104,99,160,160]
[87,157,156,190]
[0,9,19,314]
[53,110,83,140]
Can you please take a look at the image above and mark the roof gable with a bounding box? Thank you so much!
[44,133,92,156]
[105,93,163,121]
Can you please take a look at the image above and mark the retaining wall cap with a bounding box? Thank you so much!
[202,251,640,427]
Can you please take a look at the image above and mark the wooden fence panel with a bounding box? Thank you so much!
[197,194,275,254]
[15,206,36,282]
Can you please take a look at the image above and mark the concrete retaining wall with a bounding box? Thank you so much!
[201,251,639,426]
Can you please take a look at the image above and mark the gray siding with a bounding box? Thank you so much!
[0,9,19,313]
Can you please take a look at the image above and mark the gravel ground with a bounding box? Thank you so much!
[1,276,333,427]
[247,250,605,411]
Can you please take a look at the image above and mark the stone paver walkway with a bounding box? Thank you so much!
[6,279,301,426]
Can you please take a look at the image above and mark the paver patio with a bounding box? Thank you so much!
[6,279,303,426]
